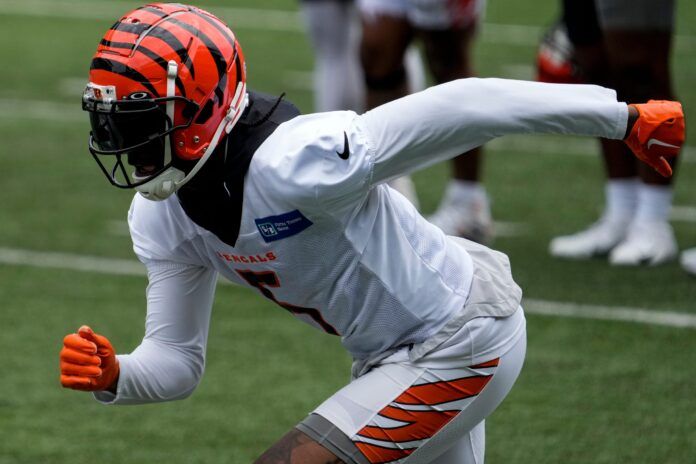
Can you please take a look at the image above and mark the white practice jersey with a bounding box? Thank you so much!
[98,78,628,404]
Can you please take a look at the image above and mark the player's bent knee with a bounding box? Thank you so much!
[363,66,407,91]
[297,414,367,464]
[255,428,346,464]
[360,43,405,81]
[427,55,470,84]
[421,30,474,83]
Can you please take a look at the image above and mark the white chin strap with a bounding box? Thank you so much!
[136,60,248,201]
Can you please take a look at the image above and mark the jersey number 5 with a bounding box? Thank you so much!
[235,270,339,335]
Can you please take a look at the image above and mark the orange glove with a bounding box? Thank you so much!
[60,325,120,392]
[624,100,685,177]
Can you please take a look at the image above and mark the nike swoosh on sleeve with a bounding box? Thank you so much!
[336,132,350,160]
[647,138,680,150]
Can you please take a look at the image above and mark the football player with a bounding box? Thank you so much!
[60,4,684,463]
[300,0,365,112]
[299,0,427,113]
[359,0,492,243]
[542,0,681,266]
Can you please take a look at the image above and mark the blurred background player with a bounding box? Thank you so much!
[300,0,427,113]
[541,0,680,266]
[300,0,365,113]
[358,0,493,243]
[300,0,427,208]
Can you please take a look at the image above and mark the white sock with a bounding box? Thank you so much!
[634,183,673,223]
[301,1,364,112]
[604,178,639,222]
[444,180,487,205]
[405,45,427,94]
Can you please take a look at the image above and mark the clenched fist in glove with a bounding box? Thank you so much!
[60,325,119,392]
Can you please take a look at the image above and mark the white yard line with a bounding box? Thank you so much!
[493,221,530,237]
[523,299,696,329]
[0,247,145,277]
[1,246,694,329]
[670,206,696,223]
[59,77,87,98]
[0,99,84,122]
[1,0,695,50]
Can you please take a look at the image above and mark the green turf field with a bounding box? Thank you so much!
[0,0,694,462]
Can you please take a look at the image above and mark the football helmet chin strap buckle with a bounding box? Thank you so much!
[135,61,249,201]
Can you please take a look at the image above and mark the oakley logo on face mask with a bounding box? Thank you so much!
[127,92,150,100]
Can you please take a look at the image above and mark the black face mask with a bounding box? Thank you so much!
[83,94,198,189]
[90,105,166,151]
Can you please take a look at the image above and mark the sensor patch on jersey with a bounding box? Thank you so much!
[255,210,313,243]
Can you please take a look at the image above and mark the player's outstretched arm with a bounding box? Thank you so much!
[356,78,683,182]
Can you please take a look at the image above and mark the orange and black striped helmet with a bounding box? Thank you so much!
[83,3,247,200]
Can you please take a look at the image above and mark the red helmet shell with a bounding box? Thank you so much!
[89,3,246,160]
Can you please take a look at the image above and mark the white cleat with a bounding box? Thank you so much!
[549,217,630,259]
[428,193,493,244]
[609,221,677,266]
[681,248,696,276]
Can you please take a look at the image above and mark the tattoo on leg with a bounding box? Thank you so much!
[254,429,345,464]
